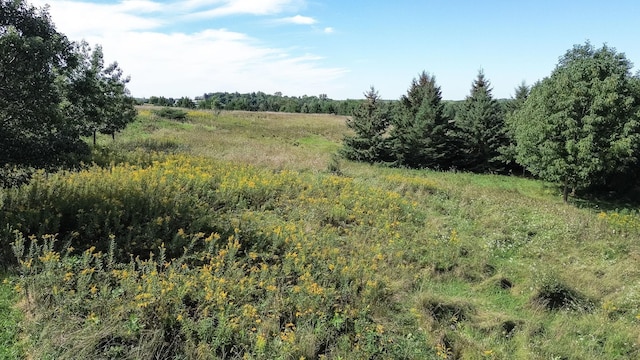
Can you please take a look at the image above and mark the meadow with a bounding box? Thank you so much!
[1,107,640,359]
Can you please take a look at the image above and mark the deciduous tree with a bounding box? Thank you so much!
[0,0,84,166]
[512,42,640,201]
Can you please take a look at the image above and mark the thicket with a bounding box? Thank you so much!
[342,42,640,201]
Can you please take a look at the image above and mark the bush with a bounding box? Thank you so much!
[153,107,188,121]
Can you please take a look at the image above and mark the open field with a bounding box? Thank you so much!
[1,108,640,359]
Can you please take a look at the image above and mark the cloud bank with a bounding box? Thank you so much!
[30,0,346,98]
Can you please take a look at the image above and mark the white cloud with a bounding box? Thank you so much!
[31,0,163,35]
[30,0,347,98]
[185,0,303,19]
[324,27,334,34]
[278,15,317,25]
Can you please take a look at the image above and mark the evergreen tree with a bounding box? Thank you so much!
[341,87,392,163]
[454,70,507,172]
[512,42,640,202]
[390,72,451,168]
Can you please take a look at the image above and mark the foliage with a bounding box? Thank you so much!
[62,42,137,144]
[0,0,87,167]
[453,70,508,172]
[390,71,453,169]
[340,86,392,163]
[500,81,530,172]
[186,91,363,115]
[153,107,189,121]
[0,0,134,166]
[3,109,640,359]
[0,274,23,359]
[512,42,640,201]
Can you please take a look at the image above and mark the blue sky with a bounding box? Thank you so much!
[31,0,640,100]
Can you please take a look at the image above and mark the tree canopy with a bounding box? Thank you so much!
[511,42,640,201]
[0,0,136,166]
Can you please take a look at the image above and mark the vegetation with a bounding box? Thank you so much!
[390,72,451,169]
[511,43,640,202]
[1,108,640,359]
[342,42,640,202]
[341,87,392,163]
[0,0,135,168]
[453,70,507,173]
[2,3,640,357]
[146,92,365,116]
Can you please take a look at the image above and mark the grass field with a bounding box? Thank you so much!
[1,107,639,359]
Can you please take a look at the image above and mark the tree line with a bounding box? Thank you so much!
[342,42,640,202]
[143,92,367,116]
[1,0,136,168]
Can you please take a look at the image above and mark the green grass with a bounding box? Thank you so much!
[2,108,640,359]
[0,274,22,360]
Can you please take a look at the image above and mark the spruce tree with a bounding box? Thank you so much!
[390,72,450,169]
[341,87,392,163]
[454,70,507,172]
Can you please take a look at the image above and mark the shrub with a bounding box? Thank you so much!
[153,107,188,121]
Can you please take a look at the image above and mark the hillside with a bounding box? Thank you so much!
[1,108,639,359]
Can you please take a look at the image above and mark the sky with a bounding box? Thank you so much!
[29,0,640,100]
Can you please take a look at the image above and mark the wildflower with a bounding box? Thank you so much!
[90,285,99,295]
[80,267,95,276]
[87,312,100,325]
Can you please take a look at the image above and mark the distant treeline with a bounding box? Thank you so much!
[142,92,364,115]
[141,92,513,119]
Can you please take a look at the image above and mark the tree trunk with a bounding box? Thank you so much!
[93,131,96,146]
[563,180,569,203]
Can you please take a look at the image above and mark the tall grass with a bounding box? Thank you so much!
[1,109,639,358]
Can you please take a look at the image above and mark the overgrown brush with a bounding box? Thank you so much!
[3,150,640,359]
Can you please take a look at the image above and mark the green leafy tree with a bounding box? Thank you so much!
[390,71,451,168]
[341,87,392,163]
[512,42,640,202]
[500,81,530,172]
[175,97,196,109]
[62,42,136,144]
[0,0,86,166]
[99,61,137,140]
[454,70,507,172]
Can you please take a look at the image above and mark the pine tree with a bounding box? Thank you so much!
[341,87,392,163]
[453,70,508,172]
[390,72,451,169]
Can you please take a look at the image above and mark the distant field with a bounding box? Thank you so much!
[1,108,639,359]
